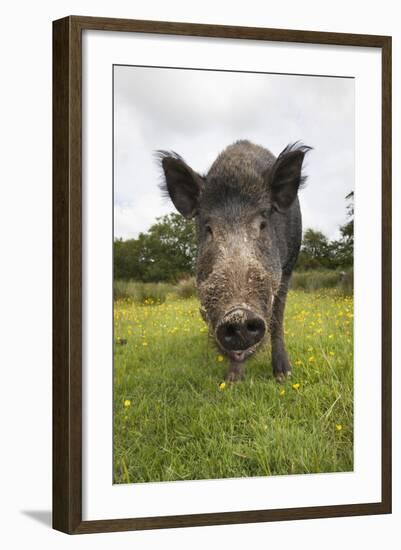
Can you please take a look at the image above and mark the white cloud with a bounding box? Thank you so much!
[114,66,354,240]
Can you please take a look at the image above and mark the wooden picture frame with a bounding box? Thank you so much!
[53,15,392,534]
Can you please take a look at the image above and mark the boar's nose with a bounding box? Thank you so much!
[216,308,266,351]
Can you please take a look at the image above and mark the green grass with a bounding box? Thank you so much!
[291,269,353,294]
[174,276,197,299]
[113,280,174,303]
[114,290,353,483]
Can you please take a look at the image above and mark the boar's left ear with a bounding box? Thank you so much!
[157,151,204,219]
[268,143,312,211]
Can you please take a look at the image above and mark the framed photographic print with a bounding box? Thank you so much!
[53,16,392,534]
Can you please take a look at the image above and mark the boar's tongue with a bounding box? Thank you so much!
[232,351,246,362]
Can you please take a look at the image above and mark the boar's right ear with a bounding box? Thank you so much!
[157,151,204,219]
[268,143,312,211]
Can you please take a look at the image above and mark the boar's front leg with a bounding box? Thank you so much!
[226,362,245,382]
[270,273,292,382]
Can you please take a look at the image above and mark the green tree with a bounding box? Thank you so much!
[114,237,145,280]
[114,213,196,282]
[329,191,354,269]
[296,228,331,270]
[296,191,354,271]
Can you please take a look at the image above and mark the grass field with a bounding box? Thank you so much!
[113,289,353,483]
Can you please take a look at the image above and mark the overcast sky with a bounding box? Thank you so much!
[114,65,354,241]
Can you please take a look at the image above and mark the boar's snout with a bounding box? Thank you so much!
[216,308,266,356]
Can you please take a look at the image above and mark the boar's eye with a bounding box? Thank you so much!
[205,224,213,239]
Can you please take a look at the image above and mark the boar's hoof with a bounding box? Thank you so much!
[274,372,291,384]
[226,363,245,383]
[272,353,292,383]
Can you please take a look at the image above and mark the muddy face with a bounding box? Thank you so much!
[158,140,310,366]
[196,206,282,361]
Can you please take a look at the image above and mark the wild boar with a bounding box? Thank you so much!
[159,140,311,382]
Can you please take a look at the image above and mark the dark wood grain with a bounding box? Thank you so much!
[71,15,388,47]
[381,36,392,514]
[52,16,82,534]
[52,15,392,534]
[75,502,388,534]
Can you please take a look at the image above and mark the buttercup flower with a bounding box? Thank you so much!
[124,399,131,408]
[219,382,226,390]
[217,355,224,362]
[336,424,343,431]
[292,383,301,391]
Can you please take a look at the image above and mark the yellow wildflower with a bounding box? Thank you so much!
[123,399,131,408]
[292,383,300,391]
[279,389,286,396]
[219,382,226,390]
[336,424,343,431]
[217,355,225,362]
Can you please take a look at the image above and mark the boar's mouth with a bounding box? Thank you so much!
[228,349,255,363]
